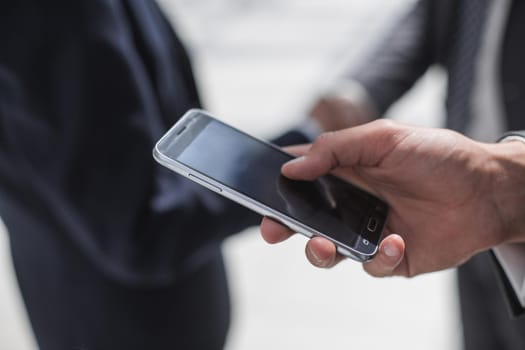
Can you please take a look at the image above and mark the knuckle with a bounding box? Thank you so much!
[314,131,336,146]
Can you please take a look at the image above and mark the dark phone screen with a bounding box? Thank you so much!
[171,116,387,253]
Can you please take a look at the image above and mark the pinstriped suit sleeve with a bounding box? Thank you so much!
[348,0,436,115]
[492,131,525,317]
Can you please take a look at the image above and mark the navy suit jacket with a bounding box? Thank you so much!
[0,0,307,287]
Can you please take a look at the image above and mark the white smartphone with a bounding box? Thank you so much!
[153,109,388,262]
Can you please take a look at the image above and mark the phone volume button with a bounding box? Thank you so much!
[188,174,222,193]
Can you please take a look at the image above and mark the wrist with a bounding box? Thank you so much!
[321,80,379,122]
[310,80,378,132]
[486,139,525,244]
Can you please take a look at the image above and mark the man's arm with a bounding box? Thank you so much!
[309,0,436,131]
[351,0,436,115]
[260,121,525,278]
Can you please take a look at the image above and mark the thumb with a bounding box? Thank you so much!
[363,234,406,277]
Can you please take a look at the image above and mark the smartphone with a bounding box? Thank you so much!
[153,109,388,262]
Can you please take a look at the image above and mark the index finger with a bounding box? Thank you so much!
[282,120,406,181]
[282,143,311,157]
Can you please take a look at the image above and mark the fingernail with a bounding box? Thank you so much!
[310,249,322,264]
[287,156,306,165]
[383,242,400,258]
[310,248,328,267]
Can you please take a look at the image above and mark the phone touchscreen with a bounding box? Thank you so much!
[160,114,387,255]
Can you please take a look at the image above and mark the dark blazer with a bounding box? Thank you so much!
[0,1,307,349]
[348,1,525,349]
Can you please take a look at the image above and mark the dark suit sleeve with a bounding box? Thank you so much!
[490,252,525,317]
[491,131,525,317]
[498,131,525,143]
[348,0,436,115]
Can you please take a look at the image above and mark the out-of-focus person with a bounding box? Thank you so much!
[0,1,344,349]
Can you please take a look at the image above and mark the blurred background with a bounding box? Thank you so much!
[0,0,460,349]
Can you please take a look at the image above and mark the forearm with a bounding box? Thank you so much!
[349,0,435,114]
[316,0,435,125]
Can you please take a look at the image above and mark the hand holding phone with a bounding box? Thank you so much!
[153,109,388,262]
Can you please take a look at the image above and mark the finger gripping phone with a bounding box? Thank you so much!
[153,109,388,262]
